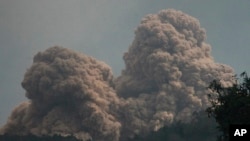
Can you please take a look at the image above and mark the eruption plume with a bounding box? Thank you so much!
[0,9,234,141]
[116,9,234,138]
[0,46,121,141]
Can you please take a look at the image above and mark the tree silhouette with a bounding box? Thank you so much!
[0,133,82,141]
[206,72,250,141]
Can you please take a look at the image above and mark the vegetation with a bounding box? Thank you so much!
[0,134,81,141]
[206,72,250,141]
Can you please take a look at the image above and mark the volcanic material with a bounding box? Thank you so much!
[0,9,234,141]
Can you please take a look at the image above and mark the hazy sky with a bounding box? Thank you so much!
[0,0,250,126]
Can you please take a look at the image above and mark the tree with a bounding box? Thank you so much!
[206,72,250,141]
[0,133,81,141]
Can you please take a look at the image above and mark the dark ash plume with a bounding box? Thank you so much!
[0,9,235,141]
[116,9,234,139]
[0,46,121,141]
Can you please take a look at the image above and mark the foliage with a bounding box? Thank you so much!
[206,72,250,141]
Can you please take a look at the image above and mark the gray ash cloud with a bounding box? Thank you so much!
[0,9,235,141]
[0,46,121,141]
[116,9,234,139]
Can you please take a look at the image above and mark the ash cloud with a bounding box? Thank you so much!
[0,9,235,141]
[0,46,121,141]
[116,9,234,139]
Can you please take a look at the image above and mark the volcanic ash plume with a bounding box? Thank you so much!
[115,9,234,138]
[0,46,121,141]
[0,9,236,141]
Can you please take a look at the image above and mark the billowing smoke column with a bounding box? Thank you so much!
[115,9,234,138]
[0,9,235,141]
[0,46,121,141]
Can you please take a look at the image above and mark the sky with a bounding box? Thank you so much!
[0,0,250,126]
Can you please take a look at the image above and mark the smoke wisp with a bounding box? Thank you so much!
[0,9,235,141]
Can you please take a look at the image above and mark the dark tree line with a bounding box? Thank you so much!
[0,133,81,141]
